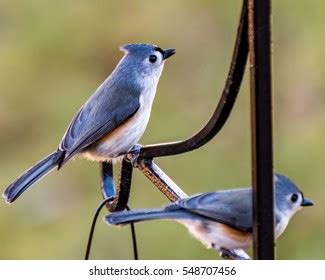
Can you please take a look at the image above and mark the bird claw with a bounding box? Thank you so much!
[127,144,143,167]
[219,248,251,260]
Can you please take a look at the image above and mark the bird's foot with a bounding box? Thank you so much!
[127,144,143,167]
[219,248,251,260]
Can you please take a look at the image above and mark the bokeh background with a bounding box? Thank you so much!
[0,0,324,259]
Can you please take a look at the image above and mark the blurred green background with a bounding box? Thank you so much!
[0,0,324,259]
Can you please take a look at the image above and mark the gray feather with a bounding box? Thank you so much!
[175,189,253,232]
[106,207,197,225]
[58,63,142,164]
[3,152,59,203]
[107,190,254,232]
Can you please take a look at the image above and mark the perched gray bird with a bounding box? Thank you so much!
[106,174,314,260]
[3,43,175,203]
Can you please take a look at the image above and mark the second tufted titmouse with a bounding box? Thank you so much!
[106,174,314,260]
[3,43,175,203]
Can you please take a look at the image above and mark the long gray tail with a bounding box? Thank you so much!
[3,151,61,203]
[106,207,194,225]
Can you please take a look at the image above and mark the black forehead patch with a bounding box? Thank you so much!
[154,46,164,55]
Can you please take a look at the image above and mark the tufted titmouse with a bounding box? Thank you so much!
[3,43,175,203]
[106,174,314,260]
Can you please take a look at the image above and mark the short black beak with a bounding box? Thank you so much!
[301,198,314,207]
[163,48,176,60]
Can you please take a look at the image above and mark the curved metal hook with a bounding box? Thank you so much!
[139,3,248,158]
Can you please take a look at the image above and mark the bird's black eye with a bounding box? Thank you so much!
[149,55,157,63]
[291,193,299,203]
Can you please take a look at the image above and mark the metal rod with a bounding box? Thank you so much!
[136,158,188,202]
[139,3,248,159]
[115,159,133,210]
[247,0,275,259]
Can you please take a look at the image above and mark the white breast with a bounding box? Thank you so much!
[83,76,158,162]
[181,219,252,251]
[275,214,290,239]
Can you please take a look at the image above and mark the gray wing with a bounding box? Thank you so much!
[175,189,253,232]
[58,78,141,163]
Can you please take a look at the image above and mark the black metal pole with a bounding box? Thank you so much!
[248,0,275,259]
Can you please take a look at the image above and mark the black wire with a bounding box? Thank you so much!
[84,197,111,260]
[84,199,139,260]
[126,205,138,260]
